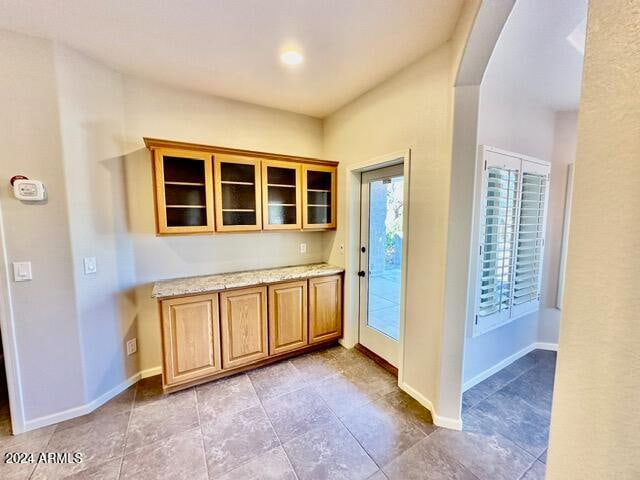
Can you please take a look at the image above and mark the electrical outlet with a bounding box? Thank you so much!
[126,338,137,356]
[299,243,307,253]
[83,257,97,275]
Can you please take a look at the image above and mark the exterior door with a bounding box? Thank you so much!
[359,164,404,366]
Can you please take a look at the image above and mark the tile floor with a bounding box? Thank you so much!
[0,346,555,480]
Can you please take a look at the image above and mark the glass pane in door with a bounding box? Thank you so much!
[367,176,403,340]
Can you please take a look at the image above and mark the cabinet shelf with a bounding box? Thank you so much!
[166,204,207,209]
[164,181,205,186]
[268,184,296,188]
[268,203,296,207]
[221,208,255,212]
[220,180,254,186]
[303,165,336,228]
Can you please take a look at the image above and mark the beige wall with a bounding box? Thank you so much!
[53,44,139,399]
[463,89,557,383]
[538,111,578,344]
[121,76,326,372]
[323,42,456,417]
[0,31,86,420]
[0,29,326,423]
[547,1,640,478]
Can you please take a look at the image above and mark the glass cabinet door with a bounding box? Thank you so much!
[261,160,301,230]
[154,148,214,234]
[214,155,262,231]
[302,165,337,229]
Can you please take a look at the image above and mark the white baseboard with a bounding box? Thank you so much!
[23,364,165,432]
[535,342,558,351]
[139,366,162,378]
[24,370,141,432]
[399,381,462,431]
[463,343,536,392]
[462,341,559,392]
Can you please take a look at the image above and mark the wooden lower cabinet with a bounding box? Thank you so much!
[159,274,343,391]
[268,280,308,355]
[161,294,222,386]
[308,275,343,344]
[220,286,268,369]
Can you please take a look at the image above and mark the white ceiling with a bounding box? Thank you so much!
[483,0,588,111]
[0,0,463,118]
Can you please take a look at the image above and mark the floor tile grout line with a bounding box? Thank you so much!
[193,386,211,480]
[322,390,388,475]
[306,364,414,476]
[416,438,482,480]
[465,362,553,461]
[465,355,542,411]
[246,373,300,480]
[115,383,138,480]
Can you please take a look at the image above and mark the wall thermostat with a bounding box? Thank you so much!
[12,177,47,201]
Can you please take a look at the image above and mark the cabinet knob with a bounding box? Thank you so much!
[358,270,366,277]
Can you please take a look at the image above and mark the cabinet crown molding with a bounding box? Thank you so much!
[144,137,339,167]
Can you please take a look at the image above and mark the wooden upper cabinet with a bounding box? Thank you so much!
[161,294,222,386]
[302,165,337,229]
[220,286,268,369]
[214,155,262,231]
[308,275,342,344]
[261,160,301,230]
[146,138,338,234]
[153,148,215,234]
[268,280,308,355]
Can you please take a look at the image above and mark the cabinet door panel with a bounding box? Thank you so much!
[302,164,337,229]
[262,160,301,230]
[214,155,262,231]
[220,287,268,368]
[161,294,221,386]
[153,148,214,234]
[269,281,308,355]
[308,275,342,344]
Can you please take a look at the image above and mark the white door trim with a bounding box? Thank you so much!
[343,150,410,385]
[359,164,405,366]
[0,202,27,434]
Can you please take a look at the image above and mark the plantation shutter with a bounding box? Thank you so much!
[475,151,521,334]
[474,148,550,336]
[512,161,549,317]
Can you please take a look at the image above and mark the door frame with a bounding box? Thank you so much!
[358,163,405,366]
[343,150,410,385]
[0,201,27,433]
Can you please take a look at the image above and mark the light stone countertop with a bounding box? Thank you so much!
[152,263,345,299]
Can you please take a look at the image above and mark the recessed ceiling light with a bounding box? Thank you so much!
[280,50,304,66]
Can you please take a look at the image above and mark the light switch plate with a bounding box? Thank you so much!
[12,262,32,282]
[83,257,97,275]
[126,338,137,356]
[299,243,307,253]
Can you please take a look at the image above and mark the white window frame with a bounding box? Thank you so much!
[471,146,551,337]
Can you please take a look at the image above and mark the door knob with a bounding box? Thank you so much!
[358,270,366,277]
